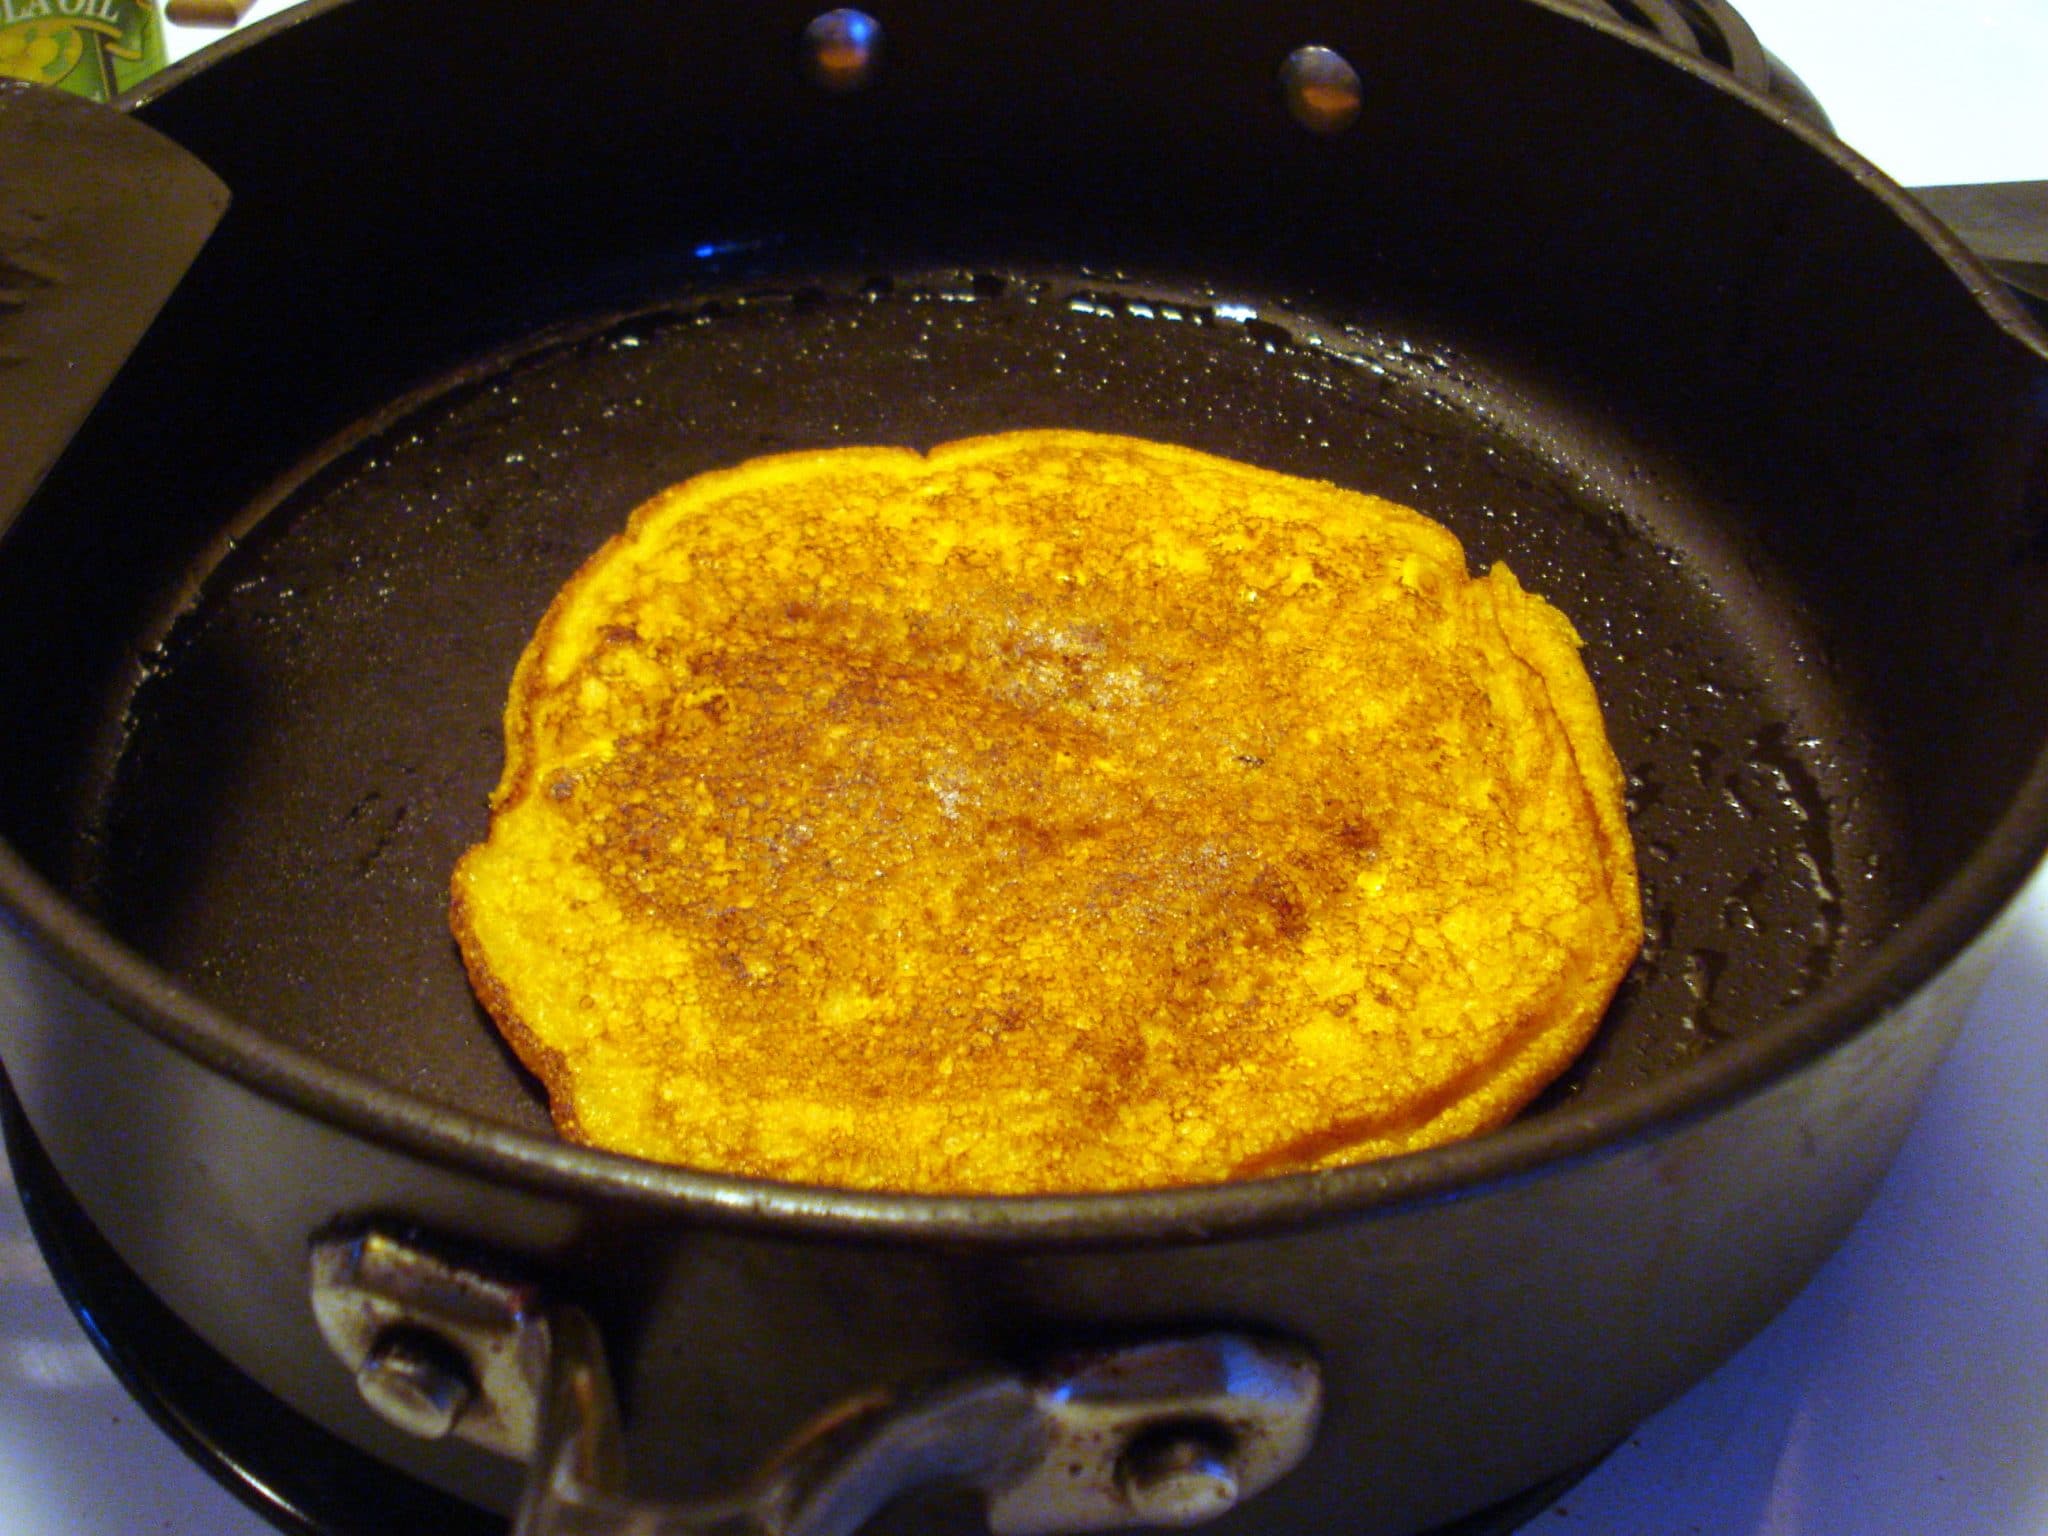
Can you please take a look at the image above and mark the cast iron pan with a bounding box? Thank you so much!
[3,0,2048,1532]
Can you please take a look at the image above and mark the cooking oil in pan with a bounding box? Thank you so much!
[80,266,1915,1129]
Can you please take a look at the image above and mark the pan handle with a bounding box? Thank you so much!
[310,1227,1321,1536]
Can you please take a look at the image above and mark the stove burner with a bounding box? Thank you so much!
[2,1065,1601,1536]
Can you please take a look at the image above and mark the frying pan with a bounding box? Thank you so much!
[3,0,2048,1532]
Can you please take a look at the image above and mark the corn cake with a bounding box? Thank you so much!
[451,430,1641,1193]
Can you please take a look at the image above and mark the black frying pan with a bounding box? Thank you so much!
[71,216,1894,1135]
[3,1,2047,1533]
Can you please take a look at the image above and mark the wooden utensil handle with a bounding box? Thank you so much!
[166,0,258,27]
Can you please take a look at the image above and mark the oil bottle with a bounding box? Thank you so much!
[0,0,166,101]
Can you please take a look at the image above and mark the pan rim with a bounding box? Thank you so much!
[123,0,2048,370]
[20,0,2038,1240]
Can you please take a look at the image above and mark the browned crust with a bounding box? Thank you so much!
[448,860,588,1143]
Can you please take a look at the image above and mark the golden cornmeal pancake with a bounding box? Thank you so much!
[451,430,1640,1194]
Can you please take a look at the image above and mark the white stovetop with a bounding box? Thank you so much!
[4,2,2047,1533]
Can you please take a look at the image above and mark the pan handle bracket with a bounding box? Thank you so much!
[309,1226,1321,1536]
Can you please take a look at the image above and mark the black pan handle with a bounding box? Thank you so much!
[1909,182,2048,306]
[310,1227,1321,1536]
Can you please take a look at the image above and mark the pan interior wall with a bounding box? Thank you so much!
[57,267,1913,1134]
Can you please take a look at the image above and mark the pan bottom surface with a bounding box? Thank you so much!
[70,262,1915,1140]
[1,1067,1597,1536]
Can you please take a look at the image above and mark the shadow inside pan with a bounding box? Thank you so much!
[73,264,1913,1143]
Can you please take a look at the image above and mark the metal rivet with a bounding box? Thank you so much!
[803,8,882,93]
[1117,1425,1243,1527]
[356,1328,476,1441]
[1279,45,1363,135]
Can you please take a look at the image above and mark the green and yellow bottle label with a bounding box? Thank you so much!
[0,0,166,101]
